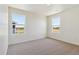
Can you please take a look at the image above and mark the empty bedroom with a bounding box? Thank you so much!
[0,4,79,55]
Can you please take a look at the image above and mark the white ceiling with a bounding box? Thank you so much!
[9,4,79,16]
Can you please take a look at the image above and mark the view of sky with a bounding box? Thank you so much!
[52,16,60,26]
[12,13,25,25]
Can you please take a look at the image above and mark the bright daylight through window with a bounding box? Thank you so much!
[52,16,60,32]
[11,13,25,34]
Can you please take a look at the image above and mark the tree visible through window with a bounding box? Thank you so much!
[11,13,25,34]
[52,16,60,32]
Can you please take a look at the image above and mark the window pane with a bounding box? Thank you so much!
[11,13,25,34]
[52,16,60,32]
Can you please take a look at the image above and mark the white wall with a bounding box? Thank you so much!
[0,5,8,54]
[8,7,47,45]
[47,6,79,45]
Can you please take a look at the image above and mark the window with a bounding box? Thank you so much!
[11,13,25,34]
[52,16,60,32]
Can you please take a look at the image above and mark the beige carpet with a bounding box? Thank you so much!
[7,38,79,55]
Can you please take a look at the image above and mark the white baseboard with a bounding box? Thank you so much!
[8,37,46,46]
[48,37,79,46]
